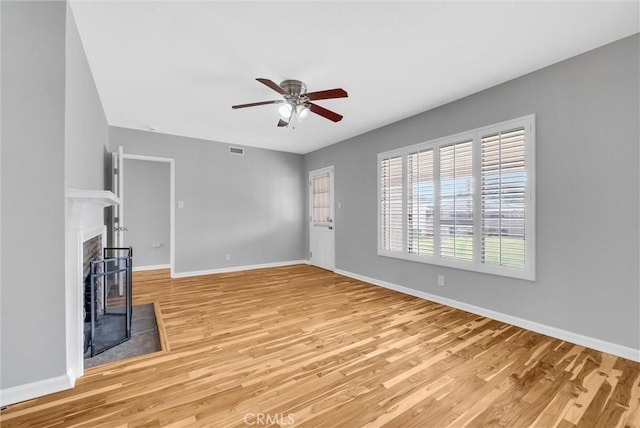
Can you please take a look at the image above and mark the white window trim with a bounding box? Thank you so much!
[377,115,536,281]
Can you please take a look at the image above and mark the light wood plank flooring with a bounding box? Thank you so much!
[2,265,639,427]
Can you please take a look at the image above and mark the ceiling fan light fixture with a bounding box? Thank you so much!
[278,103,293,119]
[297,104,310,121]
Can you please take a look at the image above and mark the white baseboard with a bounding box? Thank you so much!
[173,260,307,278]
[334,269,640,363]
[133,264,171,272]
[0,372,74,407]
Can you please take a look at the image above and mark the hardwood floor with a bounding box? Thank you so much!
[2,265,639,427]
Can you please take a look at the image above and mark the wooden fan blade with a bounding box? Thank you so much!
[309,103,343,122]
[256,78,288,95]
[277,119,289,127]
[232,100,282,109]
[305,88,348,101]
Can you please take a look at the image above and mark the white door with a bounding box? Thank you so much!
[111,146,125,247]
[309,166,335,271]
[111,146,127,295]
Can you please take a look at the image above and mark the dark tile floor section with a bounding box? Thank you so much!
[84,304,161,369]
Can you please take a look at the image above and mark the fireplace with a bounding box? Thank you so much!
[67,190,120,379]
[83,235,103,313]
[82,234,104,353]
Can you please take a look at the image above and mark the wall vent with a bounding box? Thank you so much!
[229,146,245,155]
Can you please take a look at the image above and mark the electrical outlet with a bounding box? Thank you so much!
[225,254,231,261]
[178,200,185,209]
[437,274,445,286]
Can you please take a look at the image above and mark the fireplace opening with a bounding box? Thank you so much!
[82,235,102,353]
[83,246,133,358]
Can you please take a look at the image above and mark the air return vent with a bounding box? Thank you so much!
[229,146,245,155]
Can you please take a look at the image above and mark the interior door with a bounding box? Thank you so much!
[309,166,335,271]
[111,146,126,295]
[111,146,125,248]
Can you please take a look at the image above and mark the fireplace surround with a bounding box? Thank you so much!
[66,189,120,380]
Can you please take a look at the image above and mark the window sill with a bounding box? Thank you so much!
[377,250,535,281]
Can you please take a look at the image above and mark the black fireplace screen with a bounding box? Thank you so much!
[84,247,133,357]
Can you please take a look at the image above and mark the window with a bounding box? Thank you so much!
[407,149,434,256]
[380,156,403,252]
[377,115,535,280]
[312,174,331,223]
[481,127,527,269]
[439,140,473,261]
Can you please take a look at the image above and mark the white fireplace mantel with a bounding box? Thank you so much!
[67,189,120,207]
[67,189,120,212]
[67,189,120,205]
[67,189,120,231]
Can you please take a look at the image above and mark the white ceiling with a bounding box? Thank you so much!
[70,1,639,154]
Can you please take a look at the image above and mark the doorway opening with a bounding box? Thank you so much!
[112,148,176,277]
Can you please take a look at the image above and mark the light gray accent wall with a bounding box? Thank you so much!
[304,35,640,350]
[123,158,171,267]
[109,128,305,273]
[1,1,67,388]
[65,6,109,190]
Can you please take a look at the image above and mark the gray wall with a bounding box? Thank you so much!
[65,6,109,190]
[304,35,640,350]
[110,128,305,274]
[123,158,171,267]
[1,1,67,388]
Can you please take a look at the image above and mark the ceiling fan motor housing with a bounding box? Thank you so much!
[280,80,307,98]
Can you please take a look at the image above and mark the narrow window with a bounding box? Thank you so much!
[407,149,434,256]
[312,174,331,223]
[380,156,403,252]
[439,141,473,261]
[481,127,526,268]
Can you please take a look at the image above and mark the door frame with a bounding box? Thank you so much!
[120,153,176,278]
[309,166,335,270]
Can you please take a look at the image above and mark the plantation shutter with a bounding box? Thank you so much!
[439,141,473,261]
[481,127,526,268]
[407,149,434,255]
[380,156,403,252]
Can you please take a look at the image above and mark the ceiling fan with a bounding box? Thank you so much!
[232,78,348,128]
